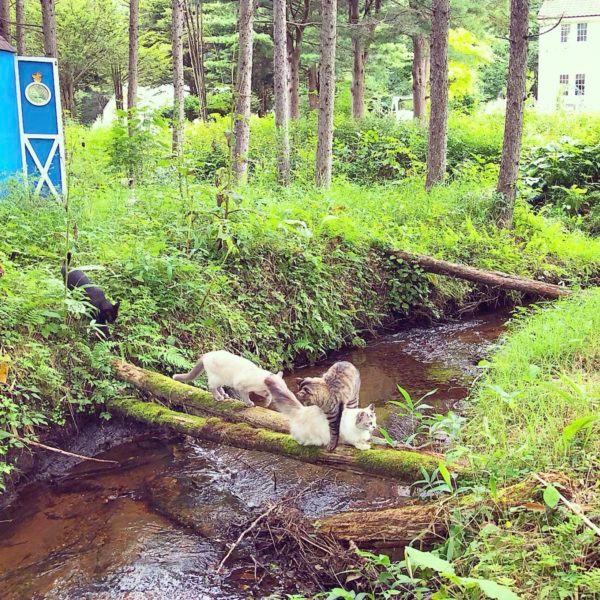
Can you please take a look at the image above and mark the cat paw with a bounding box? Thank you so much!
[326,442,338,452]
[355,443,371,451]
[243,399,255,407]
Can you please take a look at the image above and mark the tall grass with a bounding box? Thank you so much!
[464,289,600,477]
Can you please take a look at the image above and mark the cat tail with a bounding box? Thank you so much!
[173,356,205,383]
[264,374,303,416]
[60,251,72,281]
[326,402,343,450]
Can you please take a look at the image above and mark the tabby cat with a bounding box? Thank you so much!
[296,361,360,451]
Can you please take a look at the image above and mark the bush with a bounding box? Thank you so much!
[523,138,600,233]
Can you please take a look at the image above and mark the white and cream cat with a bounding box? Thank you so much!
[173,350,283,407]
[264,375,377,450]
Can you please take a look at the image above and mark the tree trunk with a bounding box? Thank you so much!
[315,0,337,188]
[348,0,365,120]
[288,45,301,119]
[184,0,208,121]
[425,0,449,190]
[411,34,429,120]
[273,0,290,184]
[308,63,319,110]
[107,395,442,482]
[112,64,124,111]
[40,0,58,58]
[172,0,185,157]
[391,251,570,299]
[15,0,25,53]
[496,0,529,228]
[0,0,10,43]
[60,72,75,117]
[232,0,254,183]
[127,0,139,114]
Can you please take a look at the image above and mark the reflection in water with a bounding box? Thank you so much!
[0,312,506,599]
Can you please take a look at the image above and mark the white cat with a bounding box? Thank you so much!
[173,350,283,408]
[264,375,377,450]
[340,404,377,450]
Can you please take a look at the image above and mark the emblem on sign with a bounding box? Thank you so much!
[25,72,52,106]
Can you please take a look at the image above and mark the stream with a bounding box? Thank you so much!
[0,311,508,599]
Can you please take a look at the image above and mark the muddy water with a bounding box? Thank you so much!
[0,312,507,599]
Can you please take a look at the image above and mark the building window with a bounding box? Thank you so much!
[559,74,569,94]
[575,74,585,96]
[577,23,588,41]
[561,23,570,42]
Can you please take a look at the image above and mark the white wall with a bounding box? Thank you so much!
[537,16,600,113]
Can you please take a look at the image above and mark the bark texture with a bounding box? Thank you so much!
[232,0,254,182]
[315,0,337,188]
[392,251,571,299]
[0,0,9,43]
[127,0,139,114]
[15,0,25,53]
[273,0,290,184]
[425,0,449,190]
[40,0,58,58]
[107,395,442,481]
[308,63,319,110]
[348,0,365,119]
[496,0,529,228]
[411,34,429,120]
[172,0,185,156]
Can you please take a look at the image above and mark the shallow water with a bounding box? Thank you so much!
[0,312,507,599]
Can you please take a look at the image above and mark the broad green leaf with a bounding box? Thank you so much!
[405,547,455,576]
[461,577,520,600]
[543,484,560,509]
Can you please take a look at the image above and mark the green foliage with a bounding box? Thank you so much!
[523,138,600,233]
[464,290,600,477]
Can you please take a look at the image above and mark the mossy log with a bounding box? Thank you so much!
[393,251,570,299]
[111,359,289,433]
[106,396,442,481]
[316,473,568,549]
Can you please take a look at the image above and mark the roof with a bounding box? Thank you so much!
[0,36,16,53]
[539,0,600,19]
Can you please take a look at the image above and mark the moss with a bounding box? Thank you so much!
[109,397,442,481]
[357,448,439,479]
[144,371,247,413]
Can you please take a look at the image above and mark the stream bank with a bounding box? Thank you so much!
[0,311,508,599]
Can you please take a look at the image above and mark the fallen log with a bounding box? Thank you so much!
[106,396,442,481]
[393,251,570,299]
[316,473,570,548]
[111,359,289,433]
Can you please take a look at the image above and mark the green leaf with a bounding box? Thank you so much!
[438,461,452,489]
[562,414,598,444]
[405,547,455,576]
[543,484,560,509]
[461,577,519,600]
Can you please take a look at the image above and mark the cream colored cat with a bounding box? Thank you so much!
[173,350,283,407]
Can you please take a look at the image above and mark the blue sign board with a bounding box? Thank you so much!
[0,41,66,198]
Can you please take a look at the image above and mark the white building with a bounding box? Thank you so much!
[538,0,600,112]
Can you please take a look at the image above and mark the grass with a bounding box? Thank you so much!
[465,290,600,478]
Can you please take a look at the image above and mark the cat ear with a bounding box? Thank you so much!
[367,403,375,412]
[112,301,120,316]
[356,411,368,425]
[276,371,283,378]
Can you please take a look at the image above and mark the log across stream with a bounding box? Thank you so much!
[0,312,509,599]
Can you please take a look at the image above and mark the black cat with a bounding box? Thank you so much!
[61,254,120,338]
